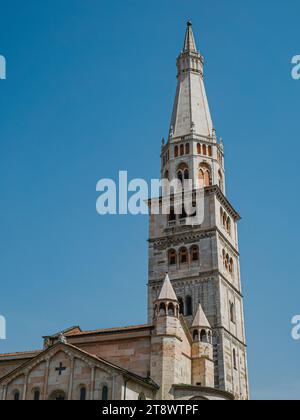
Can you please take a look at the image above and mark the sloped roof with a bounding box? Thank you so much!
[158,274,178,301]
[192,304,211,329]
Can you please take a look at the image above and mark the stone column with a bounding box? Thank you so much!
[43,359,50,400]
[90,366,95,400]
[22,373,28,400]
[68,357,75,401]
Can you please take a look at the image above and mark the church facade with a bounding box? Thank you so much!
[0,23,249,401]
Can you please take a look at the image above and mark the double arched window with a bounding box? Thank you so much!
[198,164,211,188]
[222,250,234,274]
[220,207,231,235]
[177,163,190,185]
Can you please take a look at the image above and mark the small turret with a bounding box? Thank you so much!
[190,304,214,388]
[153,274,179,321]
[151,274,182,399]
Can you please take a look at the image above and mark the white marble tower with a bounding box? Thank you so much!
[148,22,249,400]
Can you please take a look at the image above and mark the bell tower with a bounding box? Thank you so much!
[148,22,249,399]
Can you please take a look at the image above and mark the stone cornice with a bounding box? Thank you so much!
[206,185,241,221]
[172,384,235,400]
[214,326,247,349]
[149,269,243,299]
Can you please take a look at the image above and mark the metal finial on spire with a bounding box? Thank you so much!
[183,20,197,52]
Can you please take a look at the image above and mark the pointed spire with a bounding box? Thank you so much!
[169,22,214,139]
[192,304,211,329]
[183,21,197,52]
[158,274,178,302]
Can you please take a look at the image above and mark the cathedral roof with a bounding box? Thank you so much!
[192,304,211,329]
[158,274,178,302]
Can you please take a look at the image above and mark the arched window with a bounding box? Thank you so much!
[180,144,184,156]
[208,145,212,157]
[225,254,229,270]
[14,390,20,401]
[168,303,175,317]
[180,248,188,264]
[168,249,177,266]
[193,330,199,341]
[191,245,199,262]
[185,143,190,154]
[208,331,212,344]
[102,385,108,401]
[168,207,176,222]
[138,393,146,400]
[204,170,210,188]
[164,170,169,181]
[223,212,227,228]
[197,143,201,154]
[184,169,189,180]
[153,304,157,319]
[179,205,187,219]
[218,170,224,191]
[200,329,207,343]
[222,249,226,267]
[177,170,183,183]
[226,217,231,235]
[202,145,207,156]
[230,302,235,324]
[198,164,211,188]
[178,297,184,315]
[186,296,193,316]
[174,146,178,158]
[80,386,87,401]
[159,303,166,316]
[233,349,237,370]
[33,389,40,401]
[229,258,234,274]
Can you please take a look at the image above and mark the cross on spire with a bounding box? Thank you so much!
[55,362,66,376]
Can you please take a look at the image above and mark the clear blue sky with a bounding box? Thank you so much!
[0,0,300,400]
